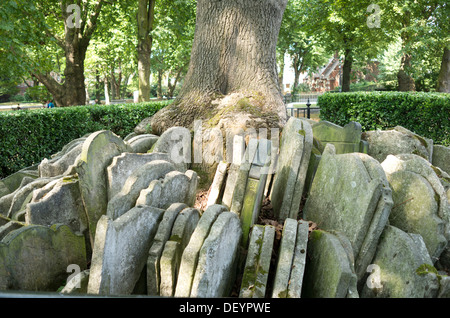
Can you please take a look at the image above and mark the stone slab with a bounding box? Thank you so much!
[87,205,164,295]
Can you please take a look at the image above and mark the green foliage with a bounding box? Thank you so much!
[0,101,171,179]
[318,92,450,146]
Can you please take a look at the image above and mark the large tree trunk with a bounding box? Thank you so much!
[341,49,353,92]
[137,0,156,102]
[437,46,450,93]
[148,0,288,137]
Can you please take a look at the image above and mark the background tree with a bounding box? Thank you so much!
[277,0,329,93]
[298,0,394,92]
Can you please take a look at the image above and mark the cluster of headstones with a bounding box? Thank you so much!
[0,116,450,298]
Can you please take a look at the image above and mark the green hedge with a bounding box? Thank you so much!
[0,101,171,179]
[318,91,450,147]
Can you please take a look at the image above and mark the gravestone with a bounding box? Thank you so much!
[151,126,192,168]
[0,167,39,199]
[159,207,200,297]
[206,162,229,207]
[175,204,228,297]
[0,224,86,291]
[303,143,393,283]
[38,143,83,178]
[240,224,275,298]
[106,152,171,201]
[25,176,88,238]
[147,203,187,296]
[311,121,367,154]
[136,170,198,209]
[87,205,164,295]
[271,219,309,298]
[432,145,450,175]
[361,126,433,163]
[381,154,450,263]
[361,225,439,298]
[126,134,159,153]
[270,117,313,221]
[190,212,242,297]
[76,130,131,245]
[106,160,176,219]
[302,229,358,298]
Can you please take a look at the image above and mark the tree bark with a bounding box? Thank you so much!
[342,49,353,92]
[148,0,288,135]
[437,46,450,93]
[137,0,156,102]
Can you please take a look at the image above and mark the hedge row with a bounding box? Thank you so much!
[318,91,450,147]
[0,101,171,179]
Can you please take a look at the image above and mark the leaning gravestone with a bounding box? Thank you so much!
[311,121,368,154]
[381,153,450,263]
[159,207,200,297]
[240,224,275,298]
[270,117,313,221]
[106,160,176,219]
[303,143,393,284]
[0,167,39,199]
[87,205,164,295]
[106,152,171,201]
[136,170,198,209]
[76,130,131,246]
[432,145,450,175]
[361,225,439,298]
[38,142,83,178]
[25,176,88,238]
[361,126,433,163]
[190,212,242,297]
[302,229,358,298]
[151,126,192,169]
[175,204,228,297]
[271,219,309,298]
[0,224,86,291]
[147,203,188,296]
[126,134,159,153]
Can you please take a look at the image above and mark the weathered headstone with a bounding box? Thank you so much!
[361,225,439,298]
[270,117,313,221]
[271,219,309,298]
[106,152,171,201]
[303,143,393,283]
[147,203,188,296]
[76,130,131,245]
[381,153,450,263]
[175,204,228,297]
[0,167,39,199]
[87,205,164,295]
[302,229,358,298]
[126,134,159,153]
[240,224,275,298]
[106,160,176,219]
[432,145,450,175]
[151,126,192,168]
[206,162,229,207]
[38,143,83,178]
[159,207,200,297]
[0,224,86,291]
[311,121,367,154]
[25,176,88,237]
[221,135,246,209]
[190,212,242,297]
[136,170,198,209]
[362,126,433,163]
